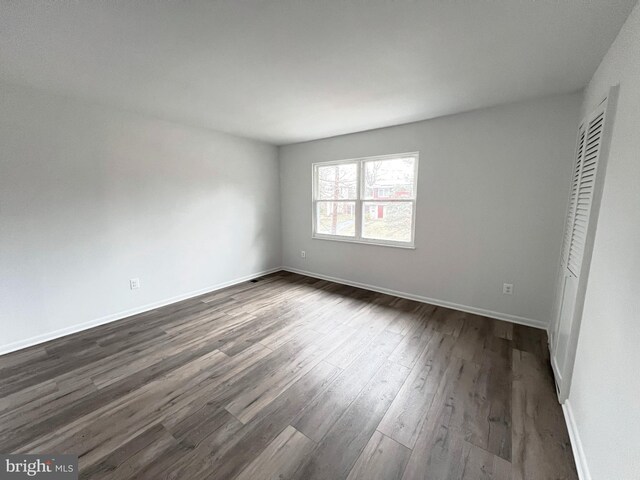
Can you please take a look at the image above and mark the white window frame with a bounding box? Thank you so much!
[312,152,419,249]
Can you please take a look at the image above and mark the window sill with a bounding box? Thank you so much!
[311,234,416,249]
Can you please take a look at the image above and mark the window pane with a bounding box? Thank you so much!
[362,202,413,243]
[316,201,356,237]
[317,163,357,200]
[363,157,415,200]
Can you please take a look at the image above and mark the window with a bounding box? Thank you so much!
[312,152,418,247]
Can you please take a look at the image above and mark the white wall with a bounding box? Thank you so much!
[279,93,581,327]
[566,3,640,479]
[0,82,281,354]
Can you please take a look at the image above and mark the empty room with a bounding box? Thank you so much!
[1,1,639,479]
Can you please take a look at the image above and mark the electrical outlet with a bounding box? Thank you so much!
[301,250,306,258]
[130,278,140,290]
[503,283,513,295]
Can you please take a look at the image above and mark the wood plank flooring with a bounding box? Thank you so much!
[0,271,578,479]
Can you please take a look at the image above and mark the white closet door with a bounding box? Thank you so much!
[552,89,616,402]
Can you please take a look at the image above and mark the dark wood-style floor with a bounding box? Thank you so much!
[0,271,578,480]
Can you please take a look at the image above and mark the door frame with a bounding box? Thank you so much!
[550,85,619,403]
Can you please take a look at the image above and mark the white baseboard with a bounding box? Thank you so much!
[0,267,282,356]
[562,399,591,480]
[283,266,547,330]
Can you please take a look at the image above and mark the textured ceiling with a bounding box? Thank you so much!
[1,0,636,144]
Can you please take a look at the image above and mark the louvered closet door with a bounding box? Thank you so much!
[567,111,604,276]
[552,95,612,402]
[561,124,585,266]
